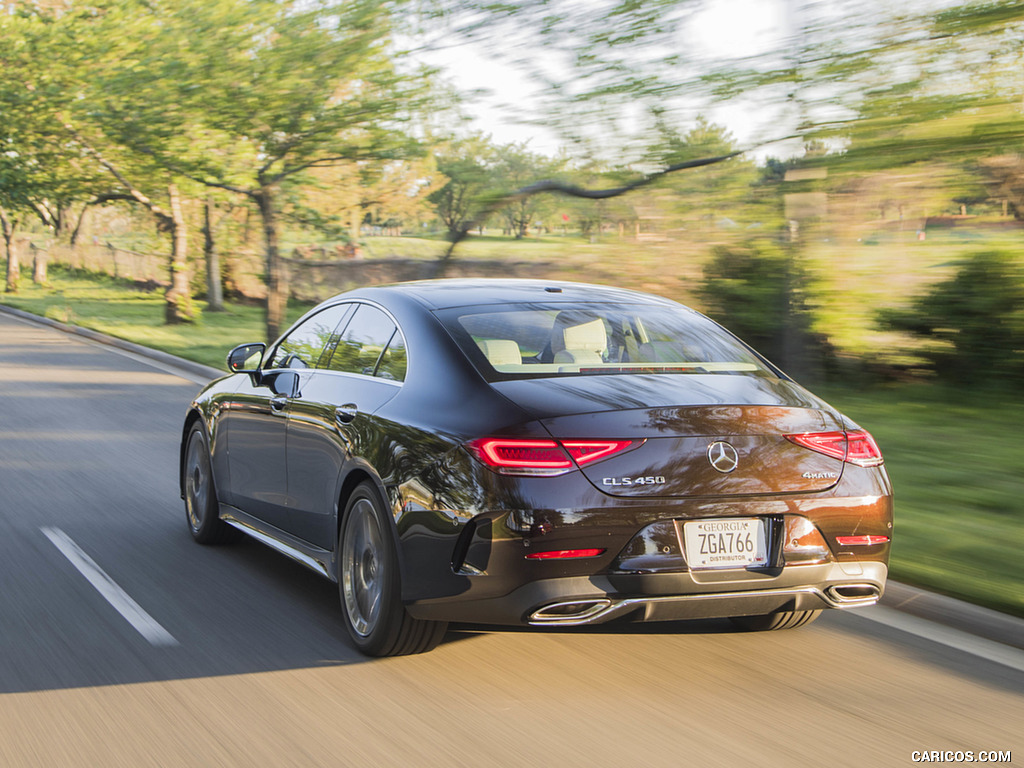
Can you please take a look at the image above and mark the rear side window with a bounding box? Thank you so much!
[268,304,353,370]
[322,304,406,381]
[435,302,774,381]
[375,331,407,381]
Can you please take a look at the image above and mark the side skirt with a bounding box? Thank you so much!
[219,504,336,582]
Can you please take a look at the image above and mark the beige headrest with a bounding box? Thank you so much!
[477,338,522,367]
[561,319,607,354]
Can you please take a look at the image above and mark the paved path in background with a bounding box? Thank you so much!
[0,309,1020,767]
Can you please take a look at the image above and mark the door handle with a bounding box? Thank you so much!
[335,404,358,424]
[270,395,288,412]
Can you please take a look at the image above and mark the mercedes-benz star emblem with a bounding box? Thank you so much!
[707,441,739,473]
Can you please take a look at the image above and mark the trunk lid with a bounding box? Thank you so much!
[491,374,846,498]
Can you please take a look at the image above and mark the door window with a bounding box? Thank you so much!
[267,304,354,370]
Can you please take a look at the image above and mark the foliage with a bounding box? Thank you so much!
[71,0,432,342]
[698,238,830,379]
[644,114,760,229]
[491,144,566,238]
[878,251,1024,385]
[428,134,497,237]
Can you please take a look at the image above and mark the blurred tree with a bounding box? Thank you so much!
[558,161,637,239]
[493,144,565,238]
[1,5,198,319]
[443,0,707,154]
[429,134,497,238]
[698,238,830,379]
[644,114,759,230]
[977,155,1024,220]
[290,156,439,247]
[0,9,107,292]
[878,251,1024,385]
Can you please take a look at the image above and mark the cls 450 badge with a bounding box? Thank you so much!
[603,476,667,487]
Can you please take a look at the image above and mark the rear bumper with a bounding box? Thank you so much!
[407,561,888,626]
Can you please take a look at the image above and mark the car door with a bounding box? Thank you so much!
[286,303,406,549]
[223,304,353,532]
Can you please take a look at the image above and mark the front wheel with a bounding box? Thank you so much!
[183,422,238,545]
[338,482,447,656]
[729,609,821,632]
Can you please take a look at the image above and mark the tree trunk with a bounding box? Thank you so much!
[32,244,47,285]
[164,184,195,324]
[1,207,18,293]
[349,208,361,244]
[256,185,288,344]
[203,196,225,312]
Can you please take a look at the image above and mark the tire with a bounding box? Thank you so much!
[338,481,447,656]
[729,609,821,632]
[183,422,239,545]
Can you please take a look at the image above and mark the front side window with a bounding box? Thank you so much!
[268,304,354,370]
[435,302,775,381]
[322,304,405,381]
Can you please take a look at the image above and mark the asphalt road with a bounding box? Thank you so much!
[0,311,1020,768]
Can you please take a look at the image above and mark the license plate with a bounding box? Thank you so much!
[681,518,768,570]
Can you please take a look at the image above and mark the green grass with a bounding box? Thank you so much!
[820,384,1024,618]
[2,264,1022,617]
[0,266,311,370]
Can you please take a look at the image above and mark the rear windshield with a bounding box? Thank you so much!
[434,302,777,381]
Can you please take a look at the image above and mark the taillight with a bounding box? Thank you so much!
[465,438,636,476]
[785,430,883,467]
[562,440,635,466]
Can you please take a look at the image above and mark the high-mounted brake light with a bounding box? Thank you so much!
[785,430,883,468]
[465,438,636,476]
[525,548,606,560]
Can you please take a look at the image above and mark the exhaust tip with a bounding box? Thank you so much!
[826,584,881,605]
[529,599,612,623]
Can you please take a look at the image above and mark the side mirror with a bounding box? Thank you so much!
[227,343,266,374]
[268,370,300,398]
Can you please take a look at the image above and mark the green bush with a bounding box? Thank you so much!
[698,238,831,380]
[878,251,1024,385]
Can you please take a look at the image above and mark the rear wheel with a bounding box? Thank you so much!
[729,609,821,632]
[183,422,239,545]
[338,482,447,656]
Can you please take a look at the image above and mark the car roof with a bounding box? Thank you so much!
[341,278,680,311]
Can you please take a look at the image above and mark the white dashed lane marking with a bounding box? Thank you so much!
[41,526,179,647]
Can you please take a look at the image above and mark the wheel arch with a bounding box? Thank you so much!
[335,466,410,590]
[180,409,205,500]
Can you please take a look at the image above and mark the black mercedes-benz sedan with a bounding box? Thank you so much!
[180,279,892,656]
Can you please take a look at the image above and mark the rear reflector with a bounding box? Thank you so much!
[466,437,636,476]
[525,548,606,560]
[785,430,883,467]
[836,535,890,546]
